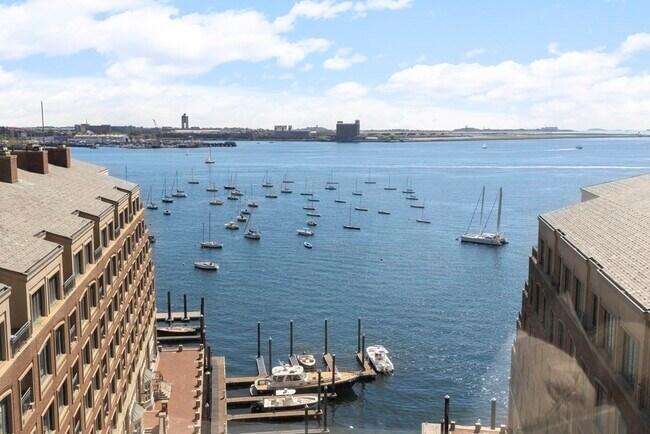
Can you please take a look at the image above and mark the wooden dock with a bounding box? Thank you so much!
[322,353,338,372]
[226,392,337,407]
[256,355,268,376]
[356,351,378,377]
[227,409,322,421]
[225,376,258,387]
[156,311,201,321]
[211,356,227,434]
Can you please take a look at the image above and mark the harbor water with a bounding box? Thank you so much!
[75,138,650,432]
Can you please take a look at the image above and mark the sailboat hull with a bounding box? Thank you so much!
[460,233,507,246]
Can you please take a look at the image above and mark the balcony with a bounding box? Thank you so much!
[64,274,76,294]
[20,387,33,414]
[11,321,32,354]
[94,245,103,261]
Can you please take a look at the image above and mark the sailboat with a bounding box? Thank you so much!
[206,166,218,192]
[265,188,278,199]
[161,176,174,203]
[307,182,318,201]
[243,211,261,239]
[281,181,292,194]
[416,201,431,224]
[248,185,259,207]
[171,171,187,197]
[146,186,158,210]
[364,169,376,184]
[461,187,508,246]
[334,189,346,204]
[209,190,224,206]
[303,198,316,211]
[352,178,363,196]
[300,180,313,196]
[205,147,215,164]
[283,170,295,184]
[224,169,236,190]
[411,198,425,209]
[343,204,361,230]
[326,170,338,185]
[262,170,273,188]
[325,171,337,190]
[384,175,397,191]
[188,168,199,185]
[402,177,415,194]
[200,215,223,249]
[354,194,368,211]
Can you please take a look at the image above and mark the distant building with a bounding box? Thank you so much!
[181,113,189,130]
[74,124,112,134]
[541,126,559,132]
[274,125,292,132]
[509,174,650,434]
[272,125,310,140]
[335,120,360,142]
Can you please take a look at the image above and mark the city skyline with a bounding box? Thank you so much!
[0,0,649,130]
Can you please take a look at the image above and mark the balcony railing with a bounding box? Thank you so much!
[20,387,33,414]
[115,226,122,237]
[94,245,103,261]
[72,372,79,391]
[63,274,76,294]
[128,213,134,222]
[11,321,32,354]
[69,323,77,343]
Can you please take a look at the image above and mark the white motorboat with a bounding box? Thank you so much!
[236,214,248,222]
[209,198,224,206]
[306,219,317,226]
[252,389,319,412]
[224,221,239,230]
[303,242,313,249]
[250,364,358,395]
[461,187,508,246]
[163,210,171,216]
[298,354,316,368]
[244,229,261,240]
[193,261,218,271]
[365,345,394,374]
[378,210,390,215]
[297,228,315,236]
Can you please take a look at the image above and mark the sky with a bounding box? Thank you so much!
[0,0,649,130]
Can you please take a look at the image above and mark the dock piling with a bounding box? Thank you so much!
[324,319,328,355]
[317,370,322,413]
[491,398,496,429]
[331,354,336,394]
[357,317,361,353]
[257,322,261,358]
[323,386,329,433]
[290,320,294,357]
[361,334,365,365]
[268,337,272,367]
[183,294,188,321]
[200,296,205,316]
[304,405,309,433]
[444,395,450,434]
[167,291,171,322]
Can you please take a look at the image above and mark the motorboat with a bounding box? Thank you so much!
[248,201,259,208]
[461,187,508,246]
[236,214,248,222]
[303,242,313,249]
[163,210,171,216]
[298,354,316,368]
[244,229,261,240]
[306,219,317,226]
[231,190,244,196]
[365,345,394,374]
[378,210,390,215]
[193,261,219,271]
[250,364,359,395]
[224,221,239,230]
[482,143,488,149]
[252,389,319,413]
[306,212,321,217]
[241,209,251,215]
[209,199,224,206]
[297,228,315,236]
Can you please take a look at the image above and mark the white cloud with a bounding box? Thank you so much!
[465,47,486,58]
[619,32,650,54]
[323,49,367,70]
[326,81,369,98]
[547,42,561,55]
[354,0,412,14]
[301,63,314,72]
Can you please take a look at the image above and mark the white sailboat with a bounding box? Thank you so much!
[188,168,199,185]
[205,147,215,164]
[248,185,259,207]
[384,175,397,191]
[200,215,223,249]
[461,187,508,246]
[243,211,261,239]
[402,177,415,194]
[224,169,236,190]
[283,170,295,184]
[146,185,158,210]
[281,181,292,193]
[171,171,187,197]
[364,169,376,184]
[355,194,368,212]
[352,178,363,196]
[334,189,346,204]
[209,190,224,206]
[161,176,173,203]
[300,180,313,196]
[297,228,315,236]
[262,170,273,188]
[343,204,361,230]
[416,200,431,224]
[206,166,218,192]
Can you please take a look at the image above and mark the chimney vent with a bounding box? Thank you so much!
[47,145,71,168]
[0,147,18,183]
[13,147,49,174]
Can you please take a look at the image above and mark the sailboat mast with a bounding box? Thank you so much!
[208,214,211,240]
[479,186,485,233]
[496,187,503,235]
[202,223,205,242]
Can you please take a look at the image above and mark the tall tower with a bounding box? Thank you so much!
[181,113,189,129]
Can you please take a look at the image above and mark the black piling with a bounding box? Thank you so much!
[444,395,450,434]
[361,334,366,365]
[200,296,205,316]
[166,291,171,322]
[317,370,322,413]
[268,337,272,366]
[357,317,361,353]
[304,405,309,433]
[290,320,294,357]
[323,386,329,432]
[183,293,188,321]
[331,354,336,394]
[324,318,328,355]
[257,322,261,358]
[491,398,496,429]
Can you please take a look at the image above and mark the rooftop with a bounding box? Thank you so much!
[541,173,650,310]
[0,159,138,274]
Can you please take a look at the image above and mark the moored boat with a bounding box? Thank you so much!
[252,389,319,412]
[193,261,218,271]
[298,354,316,368]
[366,345,394,374]
[250,364,359,395]
[297,228,315,236]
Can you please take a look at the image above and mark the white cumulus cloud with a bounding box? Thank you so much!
[323,49,367,70]
[326,81,369,98]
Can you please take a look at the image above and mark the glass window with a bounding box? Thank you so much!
[622,331,638,386]
[574,277,582,315]
[55,325,66,358]
[31,287,45,322]
[0,395,12,434]
[557,321,565,350]
[57,382,69,414]
[563,265,572,293]
[38,341,52,383]
[604,309,616,358]
[80,292,89,322]
[85,243,92,266]
[42,402,56,433]
[48,273,60,304]
[73,251,83,276]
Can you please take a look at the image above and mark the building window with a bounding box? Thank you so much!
[563,265,572,293]
[84,387,93,411]
[42,401,56,433]
[622,331,638,386]
[101,228,108,248]
[557,321,565,350]
[85,243,93,266]
[82,343,91,367]
[541,295,546,325]
[57,381,69,416]
[73,409,82,434]
[591,293,599,328]
[596,381,608,431]
[73,251,83,276]
[69,310,77,344]
[80,291,89,322]
[38,341,53,383]
[55,324,66,359]
[71,359,80,396]
[574,277,583,316]
[48,273,60,305]
[31,286,46,322]
[0,321,7,361]
[0,395,12,434]
[604,308,616,358]
[19,370,33,417]
[548,311,555,343]
[534,284,540,313]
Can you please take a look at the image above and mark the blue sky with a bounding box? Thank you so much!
[0,0,649,129]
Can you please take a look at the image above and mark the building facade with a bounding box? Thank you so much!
[181,114,189,130]
[0,146,157,433]
[335,120,360,142]
[509,174,650,434]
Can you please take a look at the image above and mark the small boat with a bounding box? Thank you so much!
[378,210,390,215]
[206,185,219,192]
[307,198,320,202]
[365,345,394,374]
[352,178,363,196]
[205,147,215,164]
[252,389,319,413]
[236,214,248,222]
[402,177,415,194]
[250,364,359,395]
[224,221,239,230]
[281,182,293,194]
[188,168,199,184]
[148,235,156,243]
[248,185,260,207]
[297,228,315,236]
[244,229,261,240]
[146,186,158,209]
[298,354,316,368]
[482,143,488,149]
[163,210,171,216]
[306,219,317,226]
[406,195,419,201]
[162,197,174,203]
[343,205,361,230]
[193,261,219,271]
[306,212,321,217]
[461,187,508,246]
[575,145,583,150]
[325,185,337,191]
[364,169,376,184]
[223,170,237,190]
[241,209,251,215]
[161,176,174,203]
[384,175,397,191]
[171,191,187,198]
[209,196,224,206]
[265,191,278,198]
[303,242,313,249]
[201,216,223,248]
[227,194,239,200]
[231,190,244,197]
[262,170,273,188]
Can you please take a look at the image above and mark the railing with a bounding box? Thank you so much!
[11,321,32,354]
[115,226,122,237]
[69,323,77,343]
[63,274,76,294]
[74,420,81,434]
[72,372,79,391]
[20,387,33,414]
[94,245,103,261]
[128,213,133,222]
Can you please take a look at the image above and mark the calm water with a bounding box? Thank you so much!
[75,138,650,432]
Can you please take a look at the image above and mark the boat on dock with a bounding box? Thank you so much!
[461,187,508,246]
[343,205,361,230]
[250,364,358,395]
[252,389,319,412]
[366,345,394,374]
